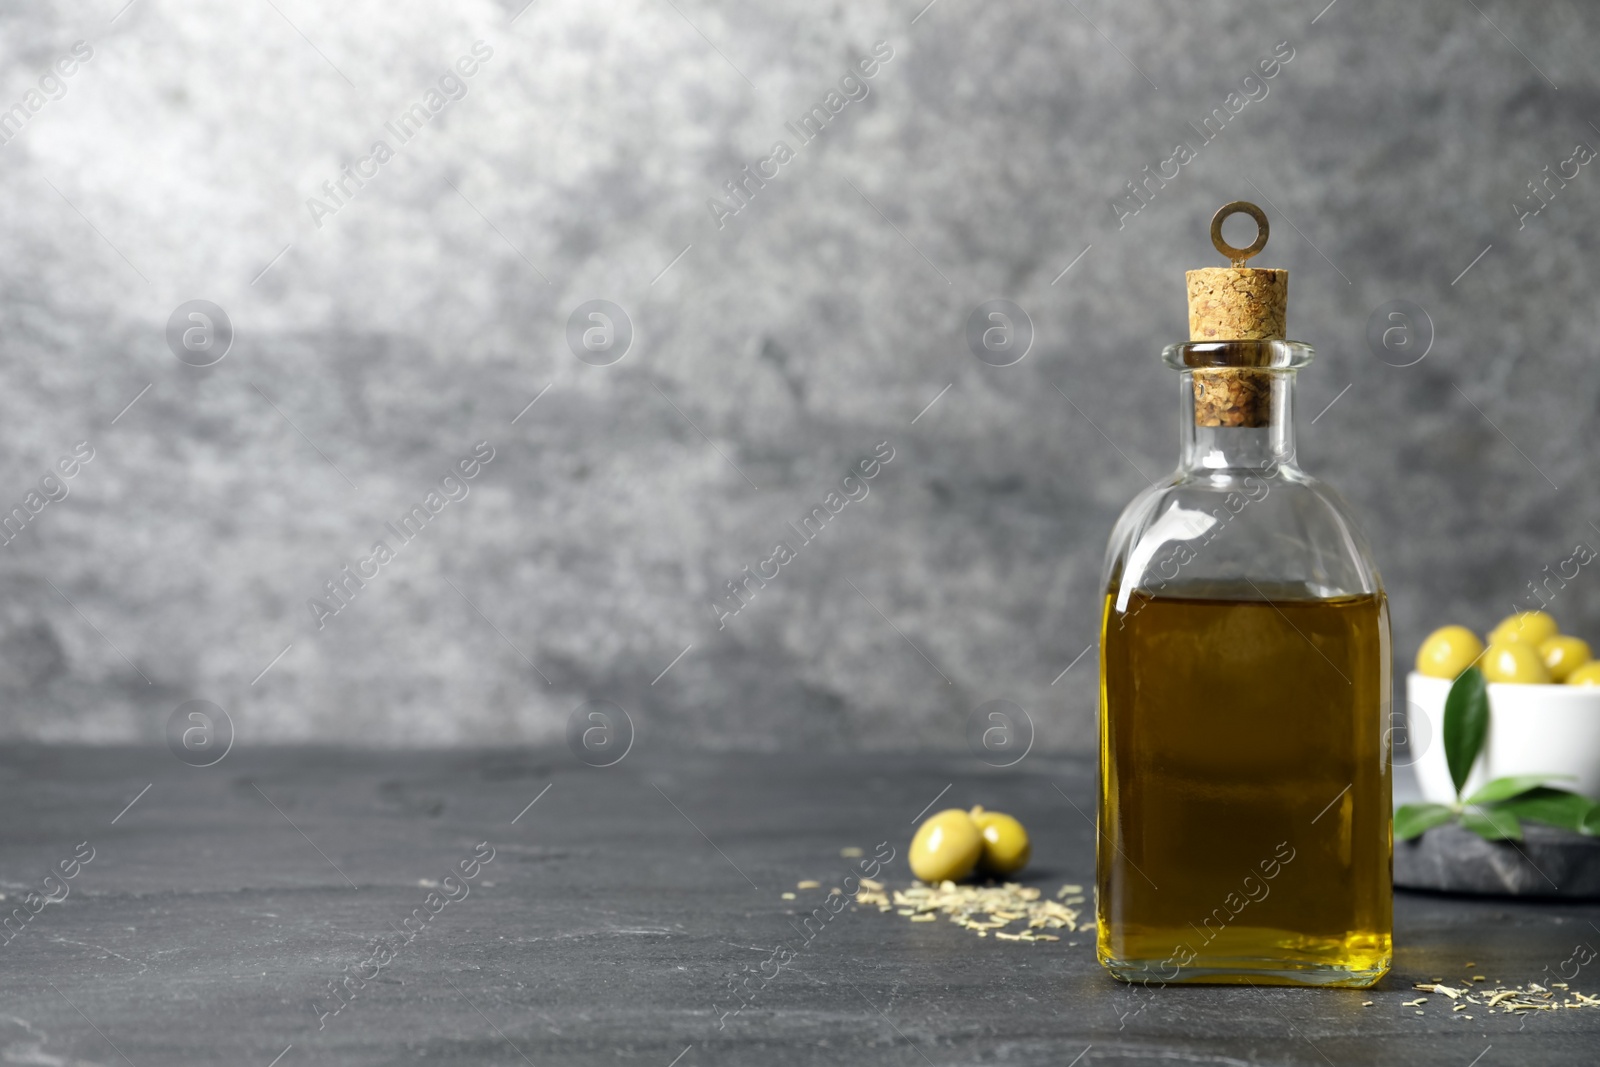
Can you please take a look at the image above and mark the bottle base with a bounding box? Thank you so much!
[1099,953,1390,988]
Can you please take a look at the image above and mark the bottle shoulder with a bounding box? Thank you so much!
[1102,464,1383,606]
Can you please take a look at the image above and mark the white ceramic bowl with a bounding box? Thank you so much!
[1407,671,1600,804]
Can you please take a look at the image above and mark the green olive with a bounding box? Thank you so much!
[1415,625,1484,680]
[1540,635,1591,682]
[908,809,982,884]
[970,806,1031,876]
[1481,640,1551,684]
[1488,611,1559,647]
[1568,661,1600,686]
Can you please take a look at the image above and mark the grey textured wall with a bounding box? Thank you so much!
[1,0,1596,750]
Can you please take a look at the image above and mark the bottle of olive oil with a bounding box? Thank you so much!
[1096,202,1391,987]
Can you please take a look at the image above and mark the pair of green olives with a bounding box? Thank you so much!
[908,806,1031,883]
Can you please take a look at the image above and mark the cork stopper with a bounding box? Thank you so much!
[1185,269,1287,341]
[1185,202,1286,428]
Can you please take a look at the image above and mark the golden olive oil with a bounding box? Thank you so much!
[1097,587,1392,986]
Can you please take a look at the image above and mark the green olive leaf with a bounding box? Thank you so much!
[1394,803,1456,841]
[1465,774,1575,805]
[1491,789,1597,833]
[1443,666,1489,800]
[1586,805,1600,837]
[1461,807,1522,841]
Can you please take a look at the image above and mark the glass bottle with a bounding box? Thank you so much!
[1095,203,1392,987]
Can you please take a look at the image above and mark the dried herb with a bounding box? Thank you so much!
[858,881,1089,943]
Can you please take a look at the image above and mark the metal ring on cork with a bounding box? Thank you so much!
[1210,201,1270,267]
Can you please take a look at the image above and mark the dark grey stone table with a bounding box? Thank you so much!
[4,746,1598,1066]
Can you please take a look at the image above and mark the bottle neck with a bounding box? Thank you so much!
[1178,369,1298,475]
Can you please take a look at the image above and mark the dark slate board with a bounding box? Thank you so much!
[1395,823,1600,898]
